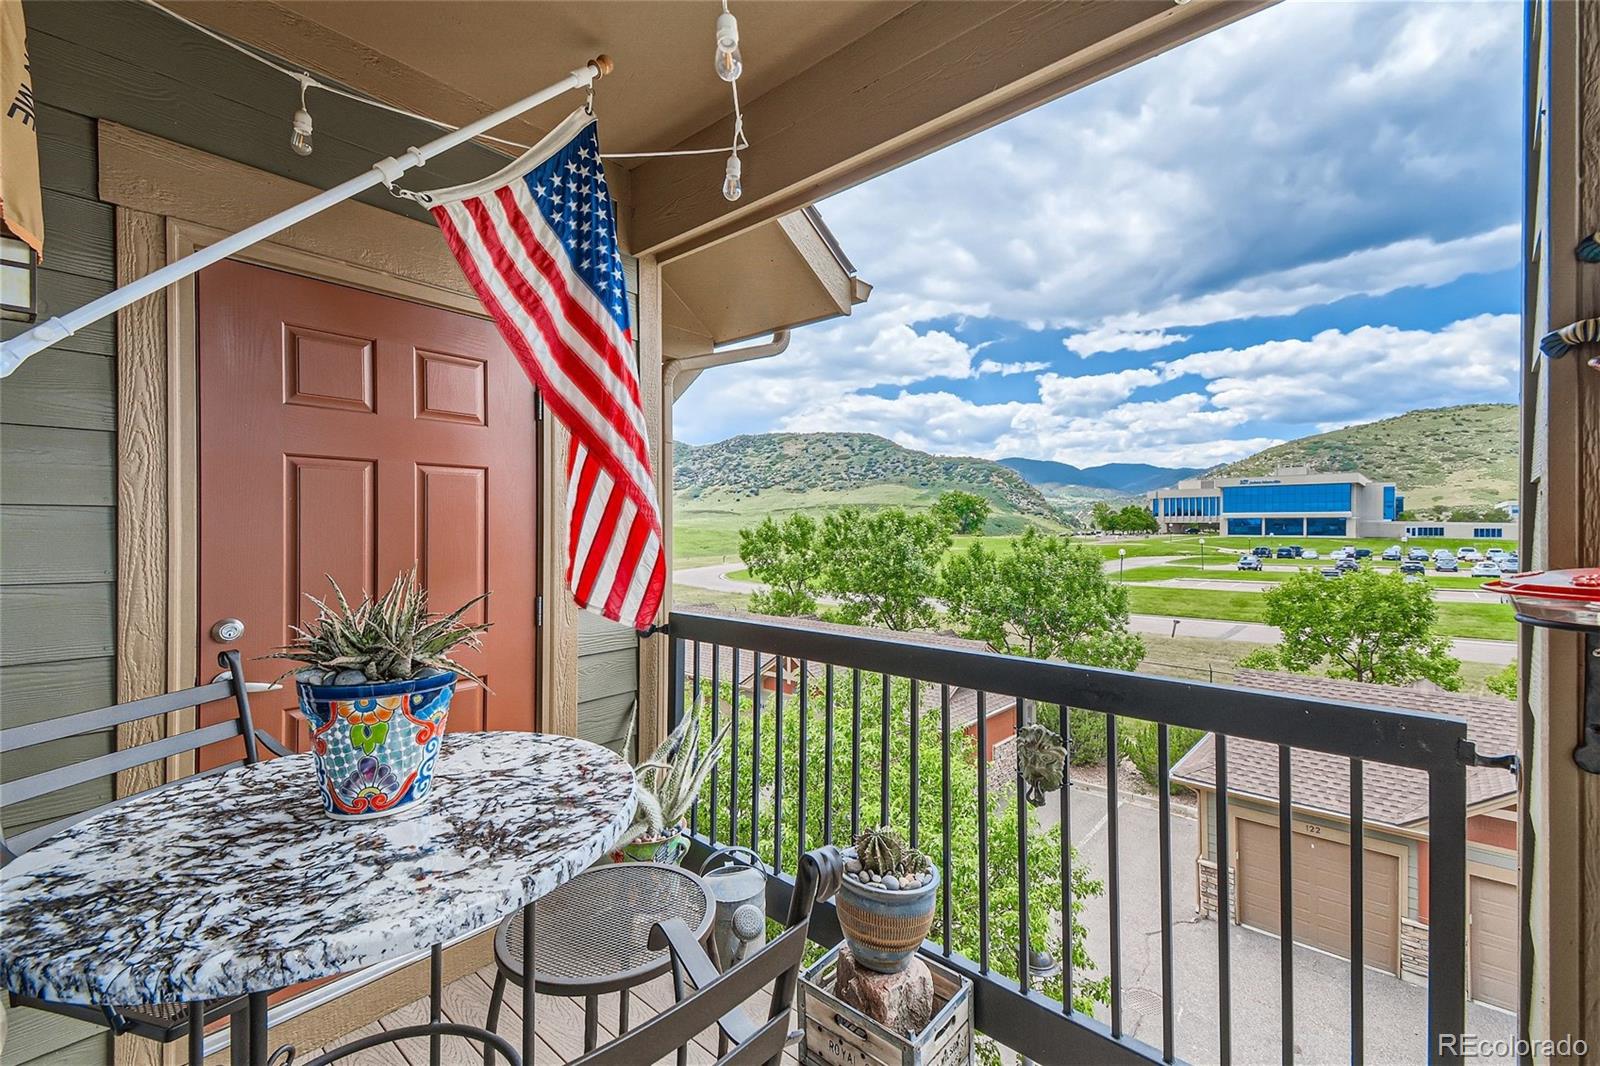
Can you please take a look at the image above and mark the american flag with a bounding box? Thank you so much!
[425,109,663,630]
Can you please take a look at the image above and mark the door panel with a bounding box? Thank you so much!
[1234,817,1400,973]
[1468,876,1517,1009]
[198,260,538,763]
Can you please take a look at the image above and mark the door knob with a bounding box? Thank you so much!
[211,618,246,643]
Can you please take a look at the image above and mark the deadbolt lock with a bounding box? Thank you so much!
[211,618,246,643]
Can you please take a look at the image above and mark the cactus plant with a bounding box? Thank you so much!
[850,826,929,880]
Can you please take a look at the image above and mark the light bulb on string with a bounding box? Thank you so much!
[713,3,742,82]
[289,74,314,156]
[722,155,742,202]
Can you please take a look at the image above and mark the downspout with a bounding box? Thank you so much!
[671,329,790,399]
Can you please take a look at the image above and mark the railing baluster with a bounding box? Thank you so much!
[940,684,953,956]
[851,669,863,836]
[1059,703,1073,1013]
[976,691,989,972]
[689,640,701,838]
[750,650,762,858]
[880,673,891,827]
[730,646,741,850]
[824,665,836,846]
[909,682,921,851]
[1107,713,1122,1038]
[1216,733,1232,1065]
[1279,745,1294,1065]
[1158,723,1175,1064]
[773,655,785,871]
[797,661,809,854]
[1016,701,1030,994]
[1350,757,1364,1066]
[710,644,722,846]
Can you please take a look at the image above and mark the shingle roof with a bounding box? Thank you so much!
[1170,670,1518,828]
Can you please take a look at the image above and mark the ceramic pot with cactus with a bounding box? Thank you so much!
[267,568,488,821]
[837,826,939,973]
[611,704,729,863]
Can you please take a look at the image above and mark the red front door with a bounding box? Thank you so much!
[197,260,539,761]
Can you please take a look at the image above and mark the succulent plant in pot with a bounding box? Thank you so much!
[612,704,730,864]
[837,826,939,973]
[264,568,489,821]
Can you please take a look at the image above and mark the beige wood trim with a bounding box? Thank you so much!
[1228,805,1408,976]
[1468,862,1518,888]
[541,418,579,739]
[630,0,1272,259]
[635,254,668,758]
[104,123,579,1064]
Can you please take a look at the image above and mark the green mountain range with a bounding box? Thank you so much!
[673,433,1064,524]
[1209,404,1518,510]
[999,457,1201,494]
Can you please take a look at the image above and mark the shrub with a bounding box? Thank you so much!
[1037,704,1109,766]
[1117,718,1207,792]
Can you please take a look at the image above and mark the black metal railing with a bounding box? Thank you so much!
[666,611,1478,1065]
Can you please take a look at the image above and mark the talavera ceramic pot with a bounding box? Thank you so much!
[296,671,455,819]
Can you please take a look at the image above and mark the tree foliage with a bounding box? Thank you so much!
[932,490,992,535]
[1250,567,1463,688]
[941,529,1145,668]
[738,514,821,616]
[1485,661,1518,701]
[1092,501,1159,533]
[818,507,951,631]
[688,671,1110,1017]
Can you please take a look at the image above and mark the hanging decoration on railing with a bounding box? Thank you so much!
[1016,722,1067,807]
[1539,317,1600,371]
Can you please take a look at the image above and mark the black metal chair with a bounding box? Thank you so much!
[0,649,290,1055]
[568,845,845,1066]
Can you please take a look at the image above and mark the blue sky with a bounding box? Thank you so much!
[673,0,1523,468]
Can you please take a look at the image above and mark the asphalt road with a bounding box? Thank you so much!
[1031,783,1516,1065]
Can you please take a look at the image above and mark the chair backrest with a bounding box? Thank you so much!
[0,649,269,864]
[573,845,846,1066]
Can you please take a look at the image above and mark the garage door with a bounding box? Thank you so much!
[1468,876,1517,1009]
[1234,818,1400,973]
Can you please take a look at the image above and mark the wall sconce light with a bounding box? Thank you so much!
[1,228,37,323]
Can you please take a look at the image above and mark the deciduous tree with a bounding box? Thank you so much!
[738,514,821,616]
[1242,568,1462,688]
[931,490,992,535]
[818,507,950,631]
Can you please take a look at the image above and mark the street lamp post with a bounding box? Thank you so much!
[1118,547,1126,582]
[1198,536,1206,570]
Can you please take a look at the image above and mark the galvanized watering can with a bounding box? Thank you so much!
[699,846,769,969]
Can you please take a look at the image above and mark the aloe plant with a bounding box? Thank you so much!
[619,704,730,846]
[266,568,490,686]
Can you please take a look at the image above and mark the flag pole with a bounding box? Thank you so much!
[0,53,614,379]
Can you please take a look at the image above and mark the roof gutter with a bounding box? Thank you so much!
[670,330,791,400]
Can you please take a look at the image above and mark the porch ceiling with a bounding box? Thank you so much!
[170,0,1271,260]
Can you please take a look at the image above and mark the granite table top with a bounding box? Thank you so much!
[0,732,636,1007]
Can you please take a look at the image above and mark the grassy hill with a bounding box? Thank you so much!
[672,433,1069,563]
[1210,404,1517,510]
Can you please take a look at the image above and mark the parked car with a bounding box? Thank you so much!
[1354,548,1373,559]
[1336,557,1360,573]
[1408,547,1430,561]
[1502,553,1520,572]
[1381,546,1403,561]
[1288,545,1304,557]
[1457,546,1483,561]
[1485,548,1506,560]
[1471,561,1503,578]
[1301,549,1320,560]
[1433,548,1455,562]
[1436,558,1460,572]
[1275,547,1296,559]
[1404,574,1425,584]
[1252,546,1272,558]
[1237,555,1263,571]
[1184,526,1202,535]
[1320,566,1342,578]
[1400,561,1426,575]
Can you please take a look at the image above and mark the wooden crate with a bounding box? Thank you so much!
[798,944,973,1066]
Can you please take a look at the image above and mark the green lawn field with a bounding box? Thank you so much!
[1122,585,1515,640]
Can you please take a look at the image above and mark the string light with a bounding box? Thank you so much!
[713,1,742,82]
[289,73,314,156]
[137,0,750,195]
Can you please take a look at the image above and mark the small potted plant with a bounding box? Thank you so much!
[266,568,488,821]
[837,826,938,973]
[612,705,729,864]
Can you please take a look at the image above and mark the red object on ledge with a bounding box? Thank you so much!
[1484,567,1600,628]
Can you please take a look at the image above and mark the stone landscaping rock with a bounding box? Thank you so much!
[835,943,934,1036]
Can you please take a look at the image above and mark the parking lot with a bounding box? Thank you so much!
[1035,783,1516,1065]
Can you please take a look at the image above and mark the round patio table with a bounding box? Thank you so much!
[0,731,636,1066]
